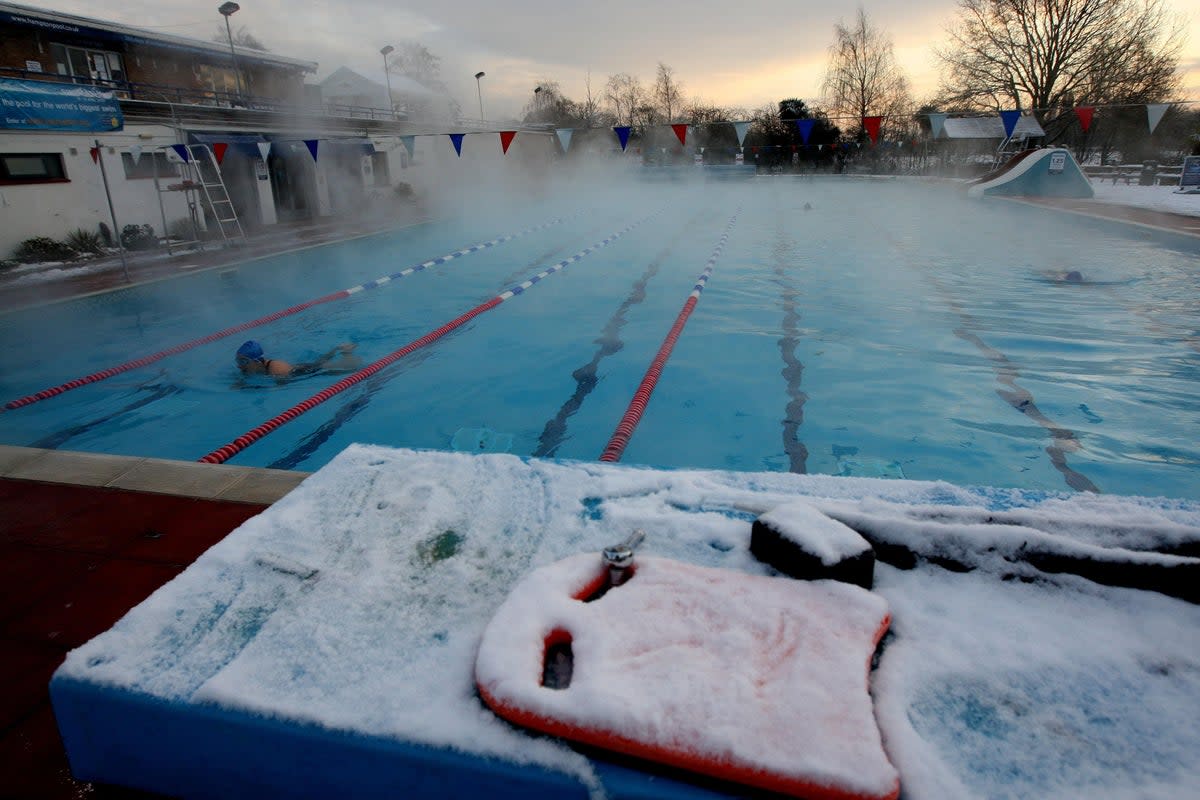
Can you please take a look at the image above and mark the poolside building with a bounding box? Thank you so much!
[0,1,434,257]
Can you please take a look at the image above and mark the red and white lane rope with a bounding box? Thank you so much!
[3,215,572,412]
[599,211,740,463]
[199,213,657,465]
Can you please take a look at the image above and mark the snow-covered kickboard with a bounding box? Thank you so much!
[475,552,900,800]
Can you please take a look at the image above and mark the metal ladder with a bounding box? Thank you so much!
[184,144,246,245]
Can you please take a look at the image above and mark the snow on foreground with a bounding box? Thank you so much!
[1090,183,1200,217]
[57,445,1200,799]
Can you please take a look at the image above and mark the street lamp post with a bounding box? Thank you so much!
[474,71,485,122]
[380,45,395,118]
[217,2,244,101]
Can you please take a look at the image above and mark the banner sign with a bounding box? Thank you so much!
[1181,156,1200,188]
[0,78,122,132]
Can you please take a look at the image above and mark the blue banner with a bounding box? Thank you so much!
[999,110,1021,138]
[0,78,122,132]
[613,126,631,152]
[795,118,814,145]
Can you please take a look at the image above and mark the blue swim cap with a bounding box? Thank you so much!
[236,340,264,362]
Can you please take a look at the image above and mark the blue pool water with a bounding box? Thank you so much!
[1,179,1197,499]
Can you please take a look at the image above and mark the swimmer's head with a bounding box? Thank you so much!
[1064,270,1083,283]
[235,340,265,369]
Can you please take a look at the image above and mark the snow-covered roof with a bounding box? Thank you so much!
[0,0,316,72]
[942,115,1045,139]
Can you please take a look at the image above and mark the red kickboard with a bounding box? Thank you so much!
[475,553,899,800]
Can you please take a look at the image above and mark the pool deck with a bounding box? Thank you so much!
[0,446,308,798]
[0,188,1195,797]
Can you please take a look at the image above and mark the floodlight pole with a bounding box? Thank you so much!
[474,71,485,122]
[380,45,395,119]
[218,2,244,101]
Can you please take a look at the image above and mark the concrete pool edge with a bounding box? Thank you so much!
[0,444,310,505]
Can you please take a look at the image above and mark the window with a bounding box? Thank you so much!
[370,152,390,187]
[0,153,67,184]
[50,44,126,84]
[121,152,179,180]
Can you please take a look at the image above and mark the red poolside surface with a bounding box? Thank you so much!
[0,478,267,799]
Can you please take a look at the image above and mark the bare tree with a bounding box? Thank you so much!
[653,63,685,122]
[386,42,443,89]
[211,25,268,51]
[821,9,912,140]
[605,73,645,127]
[935,0,1183,121]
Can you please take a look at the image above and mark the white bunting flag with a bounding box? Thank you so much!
[928,113,947,139]
[129,144,142,165]
[257,141,272,161]
[555,128,574,152]
[1146,103,1169,134]
[732,121,751,147]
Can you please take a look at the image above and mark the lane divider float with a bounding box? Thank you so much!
[3,214,575,412]
[199,212,659,465]
[599,211,740,463]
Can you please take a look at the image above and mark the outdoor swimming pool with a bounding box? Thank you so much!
[1,177,1197,500]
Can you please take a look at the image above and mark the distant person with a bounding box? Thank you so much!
[235,340,361,380]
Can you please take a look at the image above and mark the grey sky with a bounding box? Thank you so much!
[43,0,1200,119]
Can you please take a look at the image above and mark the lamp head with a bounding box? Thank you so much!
[474,71,485,80]
[534,86,543,94]
[380,45,394,56]
[218,2,240,17]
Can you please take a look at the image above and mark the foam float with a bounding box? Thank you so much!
[475,533,900,800]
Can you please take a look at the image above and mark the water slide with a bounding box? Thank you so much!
[967,147,1094,199]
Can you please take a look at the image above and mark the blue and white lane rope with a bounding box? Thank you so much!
[3,213,576,412]
[200,211,660,464]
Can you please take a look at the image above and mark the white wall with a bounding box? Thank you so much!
[0,124,190,258]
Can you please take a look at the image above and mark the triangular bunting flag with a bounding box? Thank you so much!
[449,133,465,156]
[732,121,751,147]
[213,142,229,165]
[795,118,815,145]
[1074,107,1094,133]
[399,136,415,158]
[862,116,882,145]
[1146,103,1169,133]
[170,144,190,163]
[257,141,272,161]
[128,144,142,165]
[1000,110,1021,138]
[304,139,319,161]
[928,112,947,139]
[613,126,631,151]
[671,123,688,146]
[555,128,573,152]
[499,131,517,155]
[89,146,100,164]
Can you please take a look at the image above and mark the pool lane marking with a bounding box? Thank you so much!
[890,235,1100,494]
[2,215,574,413]
[771,214,810,474]
[532,212,713,458]
[199,213,658,465]
[599,211,740,463]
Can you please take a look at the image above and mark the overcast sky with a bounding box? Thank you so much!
[42,0,1200,120]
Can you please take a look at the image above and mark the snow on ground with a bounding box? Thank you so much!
[55,446,1200,799]
[1089,182,1200,217]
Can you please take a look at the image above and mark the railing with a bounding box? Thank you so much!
[1083,164,1184,186]
[0,67,405,122]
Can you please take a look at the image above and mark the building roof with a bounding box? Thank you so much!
[318,66,435,98]
[0,0,317,72]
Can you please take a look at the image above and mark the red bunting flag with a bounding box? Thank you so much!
[671,123,688,146]
[499,131,517,155]
[213,142,229,165]
[1074,107,1094,133]
[89,146,100,164]
[862,116,882,145]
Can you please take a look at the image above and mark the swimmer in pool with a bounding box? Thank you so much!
[235,339,361,380]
